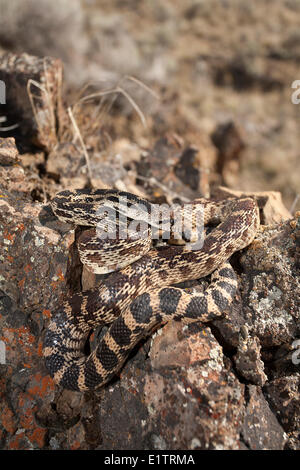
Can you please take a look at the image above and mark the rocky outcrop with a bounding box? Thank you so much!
[0,170,298,449]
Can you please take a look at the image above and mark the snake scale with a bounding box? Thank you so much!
[43,189,260,391]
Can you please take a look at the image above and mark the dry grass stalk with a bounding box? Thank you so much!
[67,106,93,185]
[0,116,19,131]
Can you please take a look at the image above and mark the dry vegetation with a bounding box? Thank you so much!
[0,0,299,210]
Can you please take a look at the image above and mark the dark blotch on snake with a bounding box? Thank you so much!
[218,267,236,279]
[155,313,163,323]
[83,359,103,389]
[130,293,153,324]
[44,351,65,375]
[96,341,119,370]
[53,209,74,219]
[67,293,84,317]
[185,296,208,318]
[216,280,236,296]
[205,257,216,271]
[159,288,182,315]
[74,188,94,195]
[59,365,81,391]
[211,289,229,310]
[203,236,220,255]
[110,316,132,347]
[44,329,78,356]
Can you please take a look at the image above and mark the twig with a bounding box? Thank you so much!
[67,106,93,186]
[121,75,160,100]
[27,78,56,143]
[75,86,147,128]
[290,194,300,214]
[0,116,19,131]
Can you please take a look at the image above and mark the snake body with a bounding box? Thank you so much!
[43,190,259,391]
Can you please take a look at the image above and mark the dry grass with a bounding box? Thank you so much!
[28,70,159,188]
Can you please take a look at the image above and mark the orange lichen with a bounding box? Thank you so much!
[3,230,15,242]
[24,264,32,273]
[6,384,51,448]
[27,373,55,399]
[27,427,47,448]
[1,404,17,434]
[8,432,27,450]
[42,309,51,319]
[70,440,81,450]
[57,269,65,281]
[19,407,35,429]
[2,326,37,363]
[51,270,65,289]
[37,340,44,357]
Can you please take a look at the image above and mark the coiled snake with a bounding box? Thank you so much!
[43,189,260,391]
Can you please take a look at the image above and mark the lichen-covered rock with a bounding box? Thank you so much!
[238,216,299,348]
[264,374,300,436]
[214,213,299,354]
[241,385,287,450]
[0,185,73,449]
[97,322,246,450]
[0,178,297,450]
[145,322,245,450]
[234,332,267,386]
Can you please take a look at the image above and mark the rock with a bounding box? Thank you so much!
[0,165,28,193]
[46,143,87,188]
[0,52,66,150]
[212,186,292,224]
[0,185,73,449]
[211,211,298,354]
[174,145,210,196]
[241,385,287,450]
[96,321,290,450]
[90,153,127,189]
[135,137,182,194]
[135,138,210,203]
[212,212,298,352]
[211,121,245,187]
[238,214,299,348]
[264,375,300,435]
[0,165,298,449]
[267,341,300,379]
[98,322,245,450]
[211,55,284,92]
[0,137,19,164]
[234,332,267,386]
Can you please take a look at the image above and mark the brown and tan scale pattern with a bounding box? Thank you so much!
[43,190,260,391]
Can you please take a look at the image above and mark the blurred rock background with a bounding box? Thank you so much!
[0,0,299,209]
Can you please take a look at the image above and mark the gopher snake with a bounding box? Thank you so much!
[43,189,259,391]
